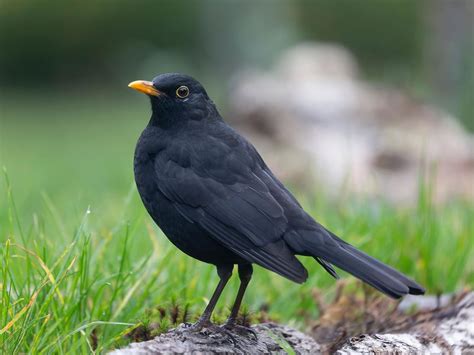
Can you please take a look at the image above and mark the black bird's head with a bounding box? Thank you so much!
[128,73,217,127]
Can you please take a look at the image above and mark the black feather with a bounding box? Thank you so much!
[133,72,424,301]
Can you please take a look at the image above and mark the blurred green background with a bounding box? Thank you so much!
[1,0,473,213]
[1,0,472,127]
[0,1,473,352]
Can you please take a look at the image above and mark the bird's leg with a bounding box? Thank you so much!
[223,264,256,338]
[191,264,233,330]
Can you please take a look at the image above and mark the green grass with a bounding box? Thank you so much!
[1,94,473,353]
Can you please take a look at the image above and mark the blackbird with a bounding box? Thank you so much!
[129,73,424,330]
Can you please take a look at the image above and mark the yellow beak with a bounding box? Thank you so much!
[128,80,161,97]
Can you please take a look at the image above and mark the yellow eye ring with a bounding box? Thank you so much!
[176,86,189,98]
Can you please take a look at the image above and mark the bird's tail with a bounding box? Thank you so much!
[287,229,425,299]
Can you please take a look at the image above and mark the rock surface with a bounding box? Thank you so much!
[110,323,320,354]
[112,292,474,354]
[338,291,474,353]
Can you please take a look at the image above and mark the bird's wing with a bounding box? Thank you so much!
[154,128,308,283]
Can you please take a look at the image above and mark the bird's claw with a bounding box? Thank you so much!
[223,322,258,341]
[182,319,213,332]
[181,320,238,344]
[215,325,238,344]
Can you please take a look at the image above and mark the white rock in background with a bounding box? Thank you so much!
[229,43,474,203]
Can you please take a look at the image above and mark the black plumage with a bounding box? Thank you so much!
[130,73,424,329]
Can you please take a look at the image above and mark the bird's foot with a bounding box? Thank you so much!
[182,319,213,332]
[182,320,238,344]
[223,321,258,341]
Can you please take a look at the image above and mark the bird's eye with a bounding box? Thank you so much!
[176,86,189,98]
